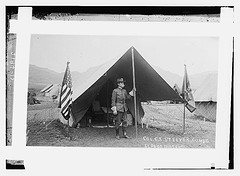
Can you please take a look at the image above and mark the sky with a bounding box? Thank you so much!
[29,35,219,77]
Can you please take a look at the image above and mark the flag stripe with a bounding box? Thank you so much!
[61,94,71,113]
[61,99,71,114]
[61,98,70,111]
[62,87,70,100]
[60,88,71,106]
[61,99,71,119]
[63,111,68,117]
[62,108,69,117]
[62,107,68,115]
[60,86,69,105]
[62,108,70,117]
[60,85,67,97]
[61,110,69,119]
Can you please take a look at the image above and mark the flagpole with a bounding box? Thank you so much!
[131,47,138,138]
[183,102,185,134]
[182,64,196,134]
[67,61,71,133]
[183,64,186,134]
[67,62,70,137]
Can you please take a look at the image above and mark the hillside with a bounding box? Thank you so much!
[28,64,217,95]
[28,64,62,89]
[152,65,182,87]
[189,71,218,91]
[28,64,100,90]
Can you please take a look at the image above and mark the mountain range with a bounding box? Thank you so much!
[28,64,217,92]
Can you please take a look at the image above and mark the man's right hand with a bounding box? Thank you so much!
[111,106,117,115]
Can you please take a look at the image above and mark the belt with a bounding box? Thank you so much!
[117,101,125,104]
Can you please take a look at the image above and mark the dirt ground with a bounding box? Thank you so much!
[27,101,215,148]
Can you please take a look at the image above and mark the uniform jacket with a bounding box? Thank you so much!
[111,87,131,112]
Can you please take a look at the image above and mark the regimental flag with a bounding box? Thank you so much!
[182,65,196,113]
[59,62,73,120]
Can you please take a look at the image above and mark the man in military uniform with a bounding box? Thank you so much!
[111,78,133,140]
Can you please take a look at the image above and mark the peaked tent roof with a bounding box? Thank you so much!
[70,47,183,126]
[193,73,218,102]
[72,47,182,102]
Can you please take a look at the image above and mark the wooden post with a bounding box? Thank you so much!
[131,47,138,138]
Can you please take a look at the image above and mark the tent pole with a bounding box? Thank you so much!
[67,118,70,137]
[183,103,185,134]
[131,47,138,138]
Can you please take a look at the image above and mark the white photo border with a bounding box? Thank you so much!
[2,5,235,176]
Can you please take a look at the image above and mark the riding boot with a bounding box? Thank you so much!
[122,126,130,139]
[116,128,120,140]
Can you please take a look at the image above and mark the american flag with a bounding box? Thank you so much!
[182,65,196,113]
[59,62,73,120]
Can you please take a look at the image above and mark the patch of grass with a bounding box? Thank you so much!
[27,101,216,148]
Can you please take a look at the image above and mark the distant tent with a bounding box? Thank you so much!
[193,73,218,121]
[40,84,61,98]
[61,47,183,127]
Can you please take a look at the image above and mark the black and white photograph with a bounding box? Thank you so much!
[3,4,236,176]
[27,35,219,148]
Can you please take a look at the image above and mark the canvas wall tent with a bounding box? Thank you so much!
[193,73,217,121]
[64,47,183,127]
[40,84,61,98]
